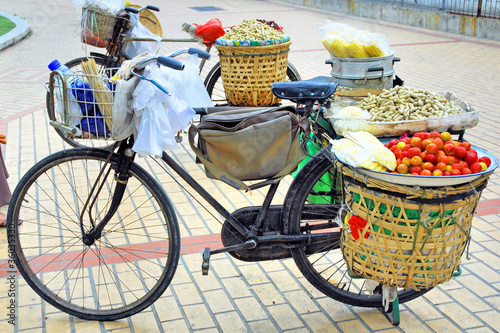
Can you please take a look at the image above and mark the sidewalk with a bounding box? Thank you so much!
[1,0,500,332]
[0,12,30,51]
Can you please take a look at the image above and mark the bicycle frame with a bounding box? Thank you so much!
[81,113,340,260]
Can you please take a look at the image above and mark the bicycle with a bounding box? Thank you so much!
[46,4,301,149]
[9,51,428,323]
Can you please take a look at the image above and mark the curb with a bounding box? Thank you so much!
[0,12,30,51]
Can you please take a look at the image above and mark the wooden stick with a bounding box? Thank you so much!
[81,58,113,130]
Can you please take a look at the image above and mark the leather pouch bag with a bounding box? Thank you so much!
[188,106,307,190]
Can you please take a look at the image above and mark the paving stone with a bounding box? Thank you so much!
[267,303,304,331]
[426,318,462,333]
[283,290,320,314]
[204,289,235,314]
[437,303,483,329]
[220,276,254,299]
[172,283,203,306]
[336,319,371,333]
[316,297,356,322]
[215,311,247,333]
[301,312,339,333]
[476,310,500,332]
[183,303,215,330]
[2,0,500,332]
[247,319,278,332]
[233,297,268,322]
[161,319,191,332]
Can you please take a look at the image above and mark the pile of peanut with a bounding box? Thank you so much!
[356,86,462,122]
[223,19,284,41]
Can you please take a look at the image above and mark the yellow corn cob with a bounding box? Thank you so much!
[365,43,385,57]
[330,38,350,58]
[347,131,381,147]
[371,146,397,171]
[343,131,396,171]
[359,160,387,172]
[346,41,369,58]
[322,39,335,55]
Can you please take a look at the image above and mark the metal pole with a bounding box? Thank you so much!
[477,0,483,17]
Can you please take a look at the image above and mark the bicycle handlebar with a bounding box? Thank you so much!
[188,48,211,60]
[122,7,139,14]
[157,56,185,71]
[133,56,184,71]
[118,4,159,16]
[146,5,160,11]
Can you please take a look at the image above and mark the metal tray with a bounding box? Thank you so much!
[347,146,498,187]
[326,91,480,137]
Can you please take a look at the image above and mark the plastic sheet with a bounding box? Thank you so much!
[132,65,195,157]
[111,76,140,141]
[318,20,393,58]
[72,0,125,16]
[123,13,162,59]
[160,54,213,108]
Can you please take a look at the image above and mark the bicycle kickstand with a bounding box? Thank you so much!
[382,295,400,326]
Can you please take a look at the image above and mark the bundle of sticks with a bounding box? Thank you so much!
[81,58,113,130]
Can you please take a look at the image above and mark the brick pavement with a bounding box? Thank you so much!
[0,0,500,332]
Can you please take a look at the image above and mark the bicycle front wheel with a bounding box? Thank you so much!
[204,61,301,106]
[7,148,180,320]
[283,152,430,307]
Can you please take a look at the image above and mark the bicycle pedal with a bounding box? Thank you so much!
[201,247,211,275]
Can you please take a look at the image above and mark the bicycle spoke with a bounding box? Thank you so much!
[11,149,180,319]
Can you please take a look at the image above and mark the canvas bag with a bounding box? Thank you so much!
[188,106,308,190]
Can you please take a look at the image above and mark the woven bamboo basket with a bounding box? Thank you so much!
[336,160,492,290]
[81,7,118,48]
[215,42,291,106]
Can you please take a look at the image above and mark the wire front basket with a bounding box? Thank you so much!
[48,68,119,141]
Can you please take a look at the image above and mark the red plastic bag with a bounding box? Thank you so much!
[194,18,225,46]
[348,215,369,240]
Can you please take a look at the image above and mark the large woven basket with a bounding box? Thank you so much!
[215,42,291,106]
[81,7,118,48]
[337,160,491,290]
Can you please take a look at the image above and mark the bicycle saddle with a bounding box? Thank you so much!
[271,76,338,103]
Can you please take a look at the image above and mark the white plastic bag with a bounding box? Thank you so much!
[61,89,84,134]
[160,54,214,108]
[330,106,371,120]
[123,13,162,59]
[111,76,140,140]
[72,0,124,17]
[318,20,394,58]
[132,65,195,157]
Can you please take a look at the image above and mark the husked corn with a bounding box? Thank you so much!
[365,43,384,57]
[347,41,369,58]
[330,38,350,58]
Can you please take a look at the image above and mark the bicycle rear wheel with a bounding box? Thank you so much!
[46,56,118,150]
[204,61,301,106]
[7,148,180,320]
[282,152,430,307]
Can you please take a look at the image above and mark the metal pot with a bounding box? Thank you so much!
[326,53,401,89]
[332,70,394,89]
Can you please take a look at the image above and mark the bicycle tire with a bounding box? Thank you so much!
[204,61,301,106]
[282,152,430,307]
[7,148,180,320]
[46,56,117,150]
